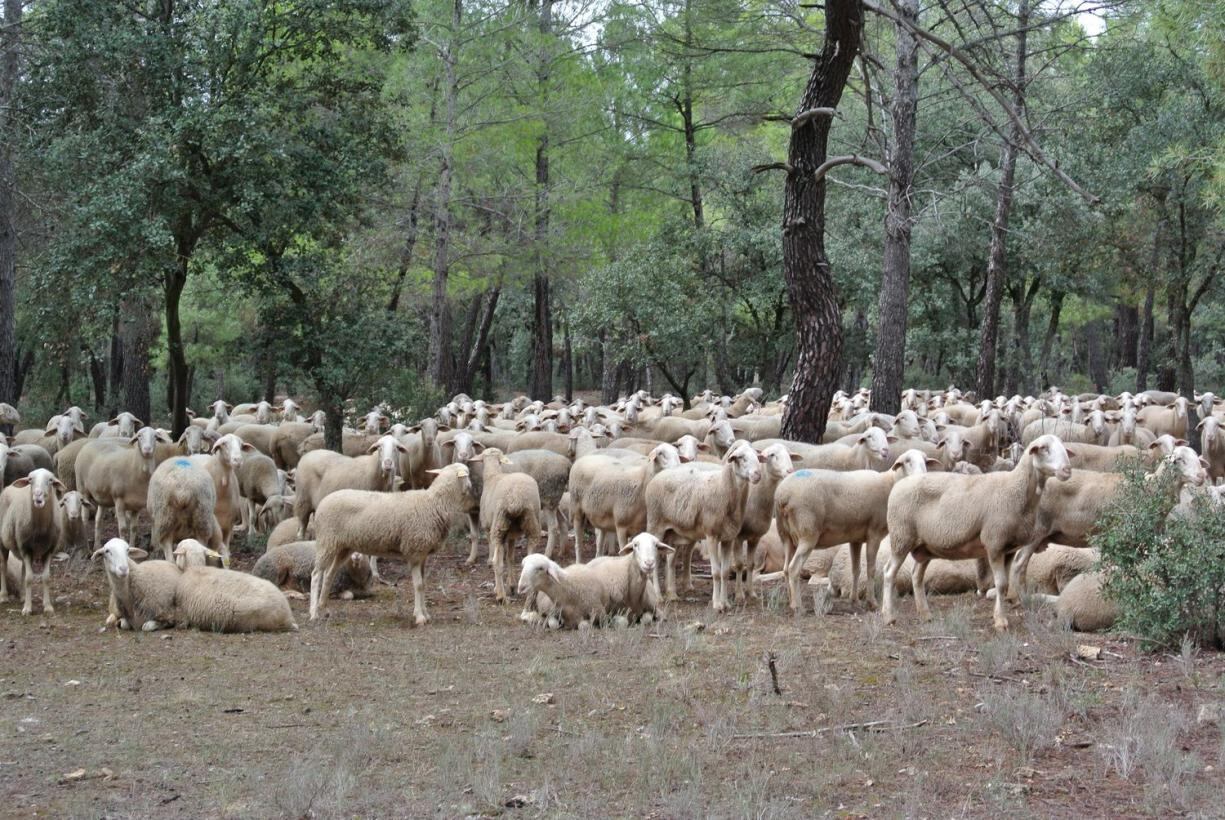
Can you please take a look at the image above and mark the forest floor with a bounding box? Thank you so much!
[1,525,1224,819]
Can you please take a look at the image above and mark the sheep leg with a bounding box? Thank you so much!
[310,556,342,620]
[1007,540,1041,603]
[411,561,430,625]
[464,513,481,565]
[0,545,7,600]
[492,531,507,603]
[616,525,630,552]
[571,507,586,564]
[20,554,33,616]
[744,537,761,599]
[986,549,1011,631]
[663,550,679,603]
[92,504,105,553]
[683,542,695,591]
[39,558,53,615]
[880,548,907,626]
[863,535,882,609]
[543,506,558,558]
[784,539,815,613]
[848,542,862,604]
[912,559,932,622]
[708,538,725,613]
[593,529,605,558]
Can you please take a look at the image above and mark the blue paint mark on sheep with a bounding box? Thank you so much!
[173,458,192,468]
[794,469,814,478]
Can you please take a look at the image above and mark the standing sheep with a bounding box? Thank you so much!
[186,434,255,556]
[147,457,225,562]
[881,434,1073,631]
[0,469,67,613]
[310,464,475,625]
[293,434,409,538]
[473,448,542,603]
[77,426,174,550]
[57,490,94,554]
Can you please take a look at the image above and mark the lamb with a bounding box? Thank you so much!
[775,449,937,614]
[76,426,174,550]
[645,439,764,611]
[252,541,373,601]
[236,452,286,533]
[881,434,1074,631]
[0,468,67,613]
[569,443,683,562]
[1137,396,1191,439]
[146,456,225,561]
[293,434,409,538]
[309,463,476,625]
[57,490,93,554]
[516,533,672,628]
[170,539,298,632]
[473,448,542,603]
[91,538,181,631]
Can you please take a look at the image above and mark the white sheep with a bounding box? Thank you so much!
[1137,396,1191,439]
[473,448,542,603]
[170,539,298,632]
[568,443,682,562]
[236,451,284,534]
[310,464,475,625]
[293,434,408,538]
[186,433,256,556]
[252,540,373,601]
[1037,571,1118,632]
[92,538,181,631]
[882,434,1073,631]
[645,439,764,612]
[57,490,94,554]
[147,456,224,562]
[1198,415,1225,484]
[516,533,673,628]
[729,443,800,601]
[0,468,67,613]
[76,426,174,550]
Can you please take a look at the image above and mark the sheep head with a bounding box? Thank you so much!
[723,440,762,485]
[12,468,66,509]
[1025,435,1073,483]
[517,552,562,595]
[891,448,938,476]
[92,538,148,578]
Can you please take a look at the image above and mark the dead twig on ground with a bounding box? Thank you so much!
[733,719,928,740]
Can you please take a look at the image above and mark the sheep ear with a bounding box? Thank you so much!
[1197,419,1206,430]
[11,477,29,488]
[1064,448,1078,459]
[52,478,67,493]
[395,442,410,454]
[789,453,802,463]
[655,541,675,554]
[90,547,106,560]
[697,442,711,452]
[439,440,455,450]
[240,442,256,452]
[156,431,173,444]
[925,457,941,469]
[886,435,899,443]
[129,547,148,560]
[366,440,382,454]
[1200,456,1211,469]
[437,424,451,432]
[547,562,564,582]
[1176,438,1188,446]
[936,440,947,450]
[425,468,444,476]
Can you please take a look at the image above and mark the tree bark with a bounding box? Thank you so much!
[1136,282,1154,392]
[107,316,123,417]
[427,0,461,389]
[868,0,918,416]
[561,313,573,402]
[1038,290,1063,389]
[120,296,155,425]
[0,0,21,407]
[1113,303,1138,370]
[165,254,191,437]
[456,282,500,395]
[1006,275,1040,396]
[1086,319,1108,392]
[528,0,554,400]
[975,0,1028,400]
[779,0,863,443]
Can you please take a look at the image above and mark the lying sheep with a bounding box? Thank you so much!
[516,533,672,628]
[473,448,542,603]
[775,449,937,614]
[0,468,67,613]
[147,456,224,562]
[310,464,475,625]
[252,541,373,601]
[92,538,181,631]
[646,439,763,611]
[1038,571,1118,632]
[171,539,298,632]
[882,434,1073,631]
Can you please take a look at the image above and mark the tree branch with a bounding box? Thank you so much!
[813,154,888,183]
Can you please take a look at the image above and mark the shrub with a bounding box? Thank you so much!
[1092,465,1225,649]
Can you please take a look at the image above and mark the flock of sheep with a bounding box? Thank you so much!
[0,384,1217,636]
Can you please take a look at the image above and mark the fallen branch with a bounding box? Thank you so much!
[813,154,888,183]
[967,671,1026,685]
[765,651,782,696]
[733,719,928,740]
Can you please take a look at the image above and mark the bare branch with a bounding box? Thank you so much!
[813,154,888,183]
[791,107,837,129]
[751,162,795,174]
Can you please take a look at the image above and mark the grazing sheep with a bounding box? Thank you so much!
[473,448,542,603]
[170,539,298,632]
[0,469,67,613]
[270,421,322,470]
[646,439,764,611]
[147,456,225,562]
[253,541,373,601]
[882,434,1073,631]
[310,464,475,625]
[256,493,295,534]
[776,449,938,614]
[293,434,409,539]
[77,427,174,550]
[236,452,285,534]
[516,533,673,628]
[92,538,180,631]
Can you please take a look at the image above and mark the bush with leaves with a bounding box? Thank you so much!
[1092,465,1225,649]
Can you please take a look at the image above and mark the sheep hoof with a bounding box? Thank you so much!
[578,620,592,630]
[640,613,655,626]
[415,614,431,626]
[142,620,162,632]
[546,616,561,630]
[21,605,32,616]
[464,557,477,566]
[993,619,1010,632]
[43,604,55,615]
[612,615,629,629]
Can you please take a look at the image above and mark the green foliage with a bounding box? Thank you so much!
[1092,467,1225,649]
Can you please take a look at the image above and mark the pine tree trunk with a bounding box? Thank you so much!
[120,296,155,425]
[107,317,123,417]
[165,255,191,437]
[0,0,21,407]
[975,0,1028,399]
[529,0,554,400]
[779,0,863,443]
[427,0,461,389]
[1136,283,1154,392]
[869,0,918,415]
[1038,290,1063,389]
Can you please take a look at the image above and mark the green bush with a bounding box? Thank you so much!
[1092,465,1225,649]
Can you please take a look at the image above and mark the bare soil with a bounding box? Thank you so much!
[2,529,1224,819]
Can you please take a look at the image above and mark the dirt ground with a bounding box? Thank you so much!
[2,527,1224,819]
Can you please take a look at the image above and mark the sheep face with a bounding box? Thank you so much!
[1026,435,1073,482]
[725,440,763,485]
[937,429,967,464]
[282,399,301,418]
[14,468,65,509]
[892,410,920,439]
[59,490,92,522]
[131,426,171,460]
[173,538,222,569]
[1167,445,1208,487]
[1169,396,1190,419]
[891,449,935,476]
[92,538,147,578]
[178,425,210,454]
[857,427,894,464]
[709,420,736,451]
[648,443,683,471]
[1199,415,1220,447]
[212,433,254,472]
[369,435,408,481]
[517,552,559,595]
[254,401,274,424]
[208,400,232,420]
[309,410,327,432]
[1150,434,1186,457]
[759,443,799,480]
[673,435,706,462]
[46,414,77,446]
[362,409,387,436]
[1087,410,1109,440]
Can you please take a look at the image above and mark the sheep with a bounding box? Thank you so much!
[57,490,93,554]
[727,443,800,601]
[309,463,476,625]
[397,418,446,489]
[293,434,409,539]
[1108,406,1156,448]
[267,516,309,551]
[775,449,938,614]
[10,444,53,474]
[1137,396,1191,439]
[506,430,571,457]
[0,468,67,613]
[1023,545,1096,596]
[1198,415,1225,484]
[1020,417,1096,445]
[177,424,216,455]
[568,443,683,563]
[270,421,322,470]
[473,448,542,603]
[1038,571,1118,632]
[298,430,379,458]
[91,538,180,631]
[1065,442,1144,472]
[256,493,295,534]
[645,439,764,611]
[881,434,1074,631]
[516,533,672,628]
[170,539,298,632]
[0,445,35,489]
[147,456,225,562]
[281,398,303,421]
[253,541,373,601]
[90,412,142,439]
[0,402,19,427]
[233,423,278,458]
[236,451,285,534]
[76,426,174,550]
[1007,444,1207,600]
[52,438,89,490]
[186,433,256,556]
